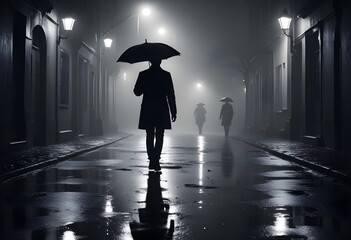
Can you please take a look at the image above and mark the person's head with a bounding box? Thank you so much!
[150,59,162,67]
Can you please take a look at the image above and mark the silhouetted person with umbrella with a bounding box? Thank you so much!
[134,59,177,171]
[219,97,234,137]
[194,103,206,135]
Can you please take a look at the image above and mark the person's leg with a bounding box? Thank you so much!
[199,124,203,135]
[146,128,156,161]
[224,125,229,137]
[155,128,165,160]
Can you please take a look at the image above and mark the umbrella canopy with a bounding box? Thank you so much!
[117,39,180,64]
[197,103,205,106]
[220,97,233,102]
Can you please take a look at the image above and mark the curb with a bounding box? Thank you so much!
[234,137,351,184]
[0,134,133,183]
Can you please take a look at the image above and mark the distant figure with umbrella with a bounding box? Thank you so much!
[219,97,234,137]
[117,40,180,171]
[194,103,206,135]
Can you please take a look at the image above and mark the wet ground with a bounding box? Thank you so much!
[1,133,351,240]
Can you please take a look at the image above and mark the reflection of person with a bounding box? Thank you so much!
[134,59,177,171]
[219,102,234,137]
[221,139,234,177]
[130,172,174,239]
[194,104,206,135]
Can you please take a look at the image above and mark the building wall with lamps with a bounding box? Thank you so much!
[0,0,111,154]
[245,0,291,136]
[0,0,59,153]
[246,0,351,153]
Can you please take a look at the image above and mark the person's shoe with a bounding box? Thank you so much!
[148,160,156,170]
[154,161,161,171]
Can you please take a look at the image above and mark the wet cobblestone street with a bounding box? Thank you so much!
[1,134,351,239]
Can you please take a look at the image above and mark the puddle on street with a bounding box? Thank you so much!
[1,135,351,239]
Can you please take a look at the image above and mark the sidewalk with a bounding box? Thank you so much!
[0,133,132,183]
[234,134,351,184]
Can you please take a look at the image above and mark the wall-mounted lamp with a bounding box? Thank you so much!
[104,38,113,48]
[59,17,75,43]
[278,9,292,36]
[278,9,293,53]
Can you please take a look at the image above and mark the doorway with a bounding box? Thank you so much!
[305,30,321,139]
[31,26,47,146]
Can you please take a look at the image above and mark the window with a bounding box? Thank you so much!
[60,50,70,106]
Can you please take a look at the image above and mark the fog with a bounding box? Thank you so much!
[101,0,249,135]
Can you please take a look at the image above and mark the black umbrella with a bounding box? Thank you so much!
[117,39,180,64]
[220,97,233,102]
[197,103,205,106]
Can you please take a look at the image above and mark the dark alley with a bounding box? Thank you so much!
[1,0,351,239]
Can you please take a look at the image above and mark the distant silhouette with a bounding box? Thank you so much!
[194,103,206,135]
[129,172,174,239]
[219,102,234,137]
[134,59,177,171]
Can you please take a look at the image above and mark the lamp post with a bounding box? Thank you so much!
[101,7,152,49]
[278,8,293,53]
[58,17,75,43]
[98,7,152,133]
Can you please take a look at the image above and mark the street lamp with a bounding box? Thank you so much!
[58,17,75,43]
[196,83,202,89]
[103,38,113,48]
[278,8,294,53]
[141,8,151,16]
[62,17,75,31]
[101,7,152,48]
[278,8,292,37]
[158,27,166,35]
[157,26,176,46]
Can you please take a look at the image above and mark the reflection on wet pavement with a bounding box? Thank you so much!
[130,172,174,239]
[0,134,351,239]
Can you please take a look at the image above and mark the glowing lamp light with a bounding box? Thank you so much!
[278,9,291,31]
[196,83,202,88]
[62,18,75,31]
[158,27,166,35]
[141,8,151,16]
[104,38,113,48]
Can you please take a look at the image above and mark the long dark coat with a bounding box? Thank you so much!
[220,103,233,126]
[194,106,206,125]
[134,66,177,130]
